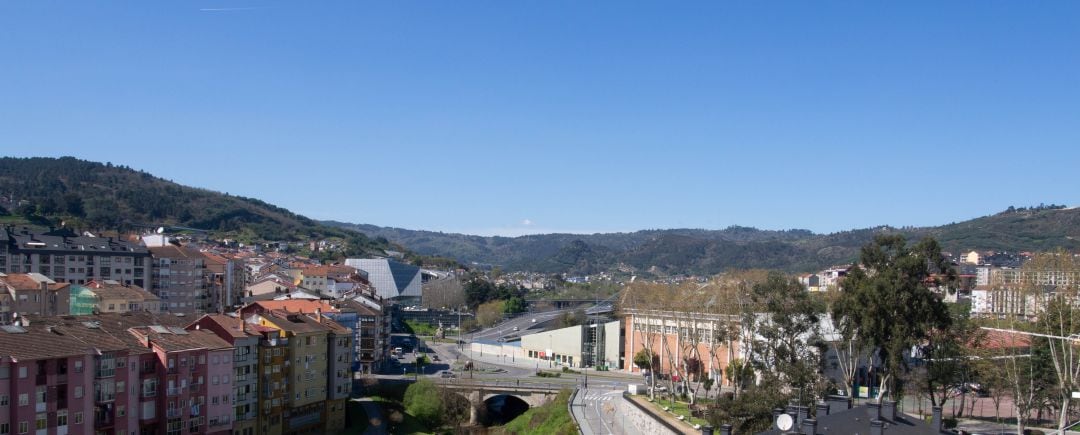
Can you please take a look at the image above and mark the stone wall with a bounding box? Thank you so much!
[618,395,685,435]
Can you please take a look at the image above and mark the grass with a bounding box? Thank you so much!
[643,396,710,428]
[496,389,577,435]
[404,320,438,337]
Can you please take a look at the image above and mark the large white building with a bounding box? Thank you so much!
[345,258,422,303]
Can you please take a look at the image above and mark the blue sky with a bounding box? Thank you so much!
[2,2,1078,236]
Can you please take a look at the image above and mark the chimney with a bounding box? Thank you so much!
[801,418,816,435]
[719,424,732,435]
[867,400,881,421]
[315,308,322,322]
[882,400,896,421]
[932,406,943,431]
[870,419,884,435]
[816,402,830,417]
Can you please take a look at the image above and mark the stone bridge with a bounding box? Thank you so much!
[437,380,565,424]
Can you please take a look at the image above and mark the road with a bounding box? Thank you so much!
[574,388,643,435]
[467,307,577,342]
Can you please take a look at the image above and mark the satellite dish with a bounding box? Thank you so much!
[156,227,165,234]
[776,413,794,431]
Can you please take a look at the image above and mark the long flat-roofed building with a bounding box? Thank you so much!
[0,226,150,288]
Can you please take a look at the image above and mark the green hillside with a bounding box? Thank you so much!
[0,157,388,255]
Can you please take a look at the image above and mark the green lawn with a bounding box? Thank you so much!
[403,320,438,337]
[645,396,710,428]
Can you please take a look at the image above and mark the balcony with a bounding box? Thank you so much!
[166,408,181,418]
[166,387,184,396]
[142,388,157,398]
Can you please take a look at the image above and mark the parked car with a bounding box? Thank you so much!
[440,371,456,378]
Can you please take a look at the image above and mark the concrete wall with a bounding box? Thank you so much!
[470,342,526,360]
[603,320,622,369]
[521,325,584,367]
[617,395,681,435]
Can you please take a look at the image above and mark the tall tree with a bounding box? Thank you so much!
[832,235,955,401]
[747,272,825,402]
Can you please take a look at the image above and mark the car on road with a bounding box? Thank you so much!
[440,371,456,378]
[531,318,537,323]
[432,355,440,362]
[513,326,519,331]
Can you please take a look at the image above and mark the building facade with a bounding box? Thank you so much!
[0,227,150,288]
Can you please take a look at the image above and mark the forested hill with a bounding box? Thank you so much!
[0,157,388,253]
[325,205,1080,276]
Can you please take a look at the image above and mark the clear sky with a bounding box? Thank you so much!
[2,2,1078,236]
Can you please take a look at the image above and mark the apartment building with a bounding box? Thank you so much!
[16,312,192,435]
[250,310,331,435]
[201,253,246,313]
[0,227,150,287]
[185,315,260,435]
[149,246,208,316]
[252,325,288,435]
[0,273,70,324]
[242,299,388,374]
[69,280,160,315]
[313,314,351,432]
[128,325,235,435]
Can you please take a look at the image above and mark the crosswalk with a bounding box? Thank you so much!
[581,391,619,402]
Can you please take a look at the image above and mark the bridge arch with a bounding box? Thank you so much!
[482,394,531,425]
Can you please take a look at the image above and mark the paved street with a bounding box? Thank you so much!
[575,388,644,435]
[468,308,577,342]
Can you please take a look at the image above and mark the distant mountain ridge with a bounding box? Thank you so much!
[2,157,1075,276]
[325,206,1080,275]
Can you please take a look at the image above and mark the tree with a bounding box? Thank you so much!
[832,235,955,401]
[1024,250,1080,432]
[633,349,655,372]
[503,296,527,314]
[747,272,825,403]
[404,379,444,428]
[476,300,505,328]
[414,355,430,379]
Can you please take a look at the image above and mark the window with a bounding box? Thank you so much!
[0,395,7,406]
[0,422,8,434]
[57,410,67,426]
[74,361,83,373]
[74,412,83,424]
[212,356,219,364]
[35,387,44,403]
[212,376,219,385]
[118,405,125,417]
[17,367,25,378]
[74,386,83,399]
[17,422,25,435]
[223,375,230,384]
[18,394,27,406]
[35,414,45,430]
